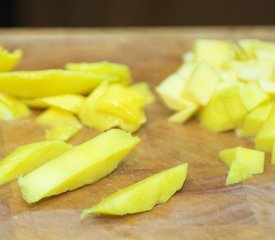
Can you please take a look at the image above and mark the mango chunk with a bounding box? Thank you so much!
[271,141,275,164]
[0,140,71,186]
[79,82,147,132]
[0,93,30,120]
[219,147,265,174]
[255,105,275,152]
[241,103,272,137]
[225,160,252,186]
[19,129,140,203]
[24,94,85,114]
[183,62,221,105]
[193,39,235,69]
[66,61,131,85]
[0,70,115,98]
[168,104,198,124]
[130,82,155,105]
[81,163,187,217]
[0,48,22,72]
[36,108,82,141]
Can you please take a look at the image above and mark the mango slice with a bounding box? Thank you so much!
[130,82,155,105]
[24,94,85,114]
[79,82,147,132]
[241,103,272,138]
[0,140,71,186]
[66,61,131,85]
[36,108,82,141]
[0,93,30,120]
[81,163,188,218]
[0,48,22,72]
[0,70,115,98]
[183,62,221,106]
[240,82,269,111]
[271,141,275,164]
[219,147,265,174]
[19,129,140,203]
[168,104,198,124]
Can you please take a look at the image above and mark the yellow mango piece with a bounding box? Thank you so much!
[0,48,22,72]
[79,82,147,132]
[217,86,248,127]
[36,108,82,141]
[238,39,259,59]
[176,63,196,78]
[237,64,272,82]
[241,103,272,137]
[193,39,235,69]
[184,62,221,105]
[198,95,235,132]
[255,104,275,152]
[24,94,85,114]
[182,51,194,63]
[231,42,250,61]
[240,82,269,111]
[168,104,198,124]
[225,160,252,186]
[130,82,155,105]
[0,93,30,120]
[0,70,115,98]
[0,140,71,185]
[271,141,275,164]
[81,163,187,217]
[219,147,264,174]
[66,61,131,85]
[19,129,140,203]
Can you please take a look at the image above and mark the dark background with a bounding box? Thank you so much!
[1,0,275,27]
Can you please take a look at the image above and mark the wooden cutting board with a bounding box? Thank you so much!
[0,27,275,240]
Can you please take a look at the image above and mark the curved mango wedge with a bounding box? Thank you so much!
[0,93,30,120]
[35,108,82,141]
[0,140,71,186]
[24,94,85,114]
[66,61,131,85]
[0,70,116,98]
[81,163,188,218]
[79,82,147,132]
[130,82,155,105]
[19,129,140,203]
[0,48,22,72]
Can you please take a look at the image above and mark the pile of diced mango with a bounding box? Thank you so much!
[0,46,188,218]
[157,39,275,185]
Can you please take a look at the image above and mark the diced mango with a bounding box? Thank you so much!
[24,94,85,114]
[36,108,82,141]
[81,163,187,217]
[0,48,22,72]
[272,141,275,164]
[238,39,259,59]
[241,103,272,137]
[240,82,269,111]
[183,62,221,106]
[193,39,235,69]
[219,147,264,174]
[168,104,198,124]
[130,82,155,105]
[182,51,194,63]
[225,160,252,186]
[255,105,275,152]
[0,70,115,98]
[0,140,71,185]
[66,61,131,85]
[0,93,30,120]
[19,129,140,203]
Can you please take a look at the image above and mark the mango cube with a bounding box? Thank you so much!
[271,141,275,164]
[130,82,155,105]
[81,163,187,217]
[0,48,22,72]
[183,62,221,106]
[19,129,140,203]
[168,104,198,124]
[0,140,71,185]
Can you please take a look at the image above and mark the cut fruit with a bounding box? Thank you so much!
[0,48,22,72]
[0,70,116,98]
[130,82,155,105]
[225,160,252,186]
[241,103,272,138]
[219,146,265,174]
[0,140,71,186]
[24,94,85,114]
[66,61,131,85]
[19,129,140,203]
[168,104,198,123]
[0,93,30,120]
[272,141,275,164]
[36,108,82,141]
[183,62,221,105]
[81,163,188,218]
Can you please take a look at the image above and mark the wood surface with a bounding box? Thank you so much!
[0,27,275,240]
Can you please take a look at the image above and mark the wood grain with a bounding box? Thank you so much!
[1,27,275,240]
